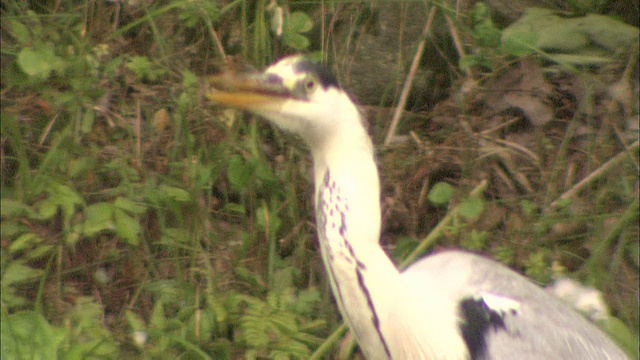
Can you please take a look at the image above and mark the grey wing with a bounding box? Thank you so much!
[406,251,629,360]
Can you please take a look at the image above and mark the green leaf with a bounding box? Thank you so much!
[26,245,54,260]
[287,34,310,51]
[80,107,95,134]
[126,56,165,81]
[223,202,246,215]
[158,185,191,202]
[114,209,141,245]
[8,232,43,254]
[83,202,115,236]
[520,199,538,217]
[253,157,277,184]
[160,228,190,245]
[126,310,147,332]
[0,199,32,217]
[33,198,59,220]
[8,19,30,44]
[604,316,640,359]
[288,12,313,33]
[471,3,501,48]
[50,182,85,224]
[182,69,198,88]
[295,287,320,316]
[256,204,281,238]
[428,182,454,205]
[148,300,167,331]
[65,223,82,246]
[458,196,484,219]
[501,31,538,56]
[525,249,551,283]
[0,220,29,239]
[17,48,53,79]
[282,12,313,50]
[227,154,252,191]
[114,197,147,215]
[187,306,215,343]
[1,311,62,359]
[546,53,613,66]
[69,157,97,179]
[459,54,484,71]
[0,285,29,308]
[1,262,45,285]
[464,229,488,251]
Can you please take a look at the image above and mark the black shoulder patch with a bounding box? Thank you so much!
[293,58,339,89]
[458,297,507,360]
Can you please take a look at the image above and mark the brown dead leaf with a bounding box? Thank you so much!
[486,60,554,127]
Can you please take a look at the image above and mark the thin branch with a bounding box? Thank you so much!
[547,140,639,211]
[383,5,437,146]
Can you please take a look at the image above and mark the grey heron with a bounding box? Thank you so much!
[206,55,628,359]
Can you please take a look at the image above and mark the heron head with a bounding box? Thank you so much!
[206,55,364,148]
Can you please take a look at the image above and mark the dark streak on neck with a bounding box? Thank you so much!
[356,268,392,358]
[320,170,391,358]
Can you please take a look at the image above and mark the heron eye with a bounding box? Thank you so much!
[303,77,317,93]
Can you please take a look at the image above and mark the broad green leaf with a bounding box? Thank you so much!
[586,14,639,51]
[1,262,45,285]
[284,33,309,51]
[69,157,97,179]
[17,48,53,79]
[8,19,30,44]
[227,154,252,191]
[525,249,551,283]
[160,227,190,244]
[196,162,215,189]
[501,7,638,63]
[114,209,140,245]
[33,198,59,220]
[126,310,147,332]
[458,196,484,219]
[428,182,454,205]
[65,223,82,246]
[459,54,486,71]
[282,12,313,50]
[187,307,215,343]
[288,12,313,33]
[0,220,28,239]
[547,53,613,65]
[223,202,246,215]
[501,31,538,56]
[1,311,61,359]
[253,157,277,184]
[50,182,84,223]
[464,229,488,251]
[158,185,191,202]
[126,56,165,81]
[8,233,43,254]
[114,197,147,214]
[295,287,320,316]
[0,286,29,308]
[182,69,198,88]
[1,199,33,218]
[83,202,115,236]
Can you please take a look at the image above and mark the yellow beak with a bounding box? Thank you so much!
[205,73,289,111]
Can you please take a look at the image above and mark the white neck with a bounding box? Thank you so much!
[312,130,380,246]
[311,125,400,359]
